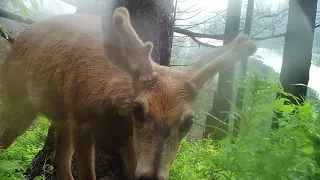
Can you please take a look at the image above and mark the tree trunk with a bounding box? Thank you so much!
[24,0,174,179]
[75,0,173,66]
[234,0,254,137]
[272,0,318,129]
[126,0,174,66]
[204,0,243,140]
[25,126,126,180]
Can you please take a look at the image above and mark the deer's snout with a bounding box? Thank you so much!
[135,172,167,180]
[136,175,165,180]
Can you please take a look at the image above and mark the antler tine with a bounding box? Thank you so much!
[98,2,132,73]
[189,34,257,88]
[112,7,157,83]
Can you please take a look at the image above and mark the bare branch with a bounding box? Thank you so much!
[190,36,218,48]
[176,5,204,14]
[175,6,209,21]
[252,33,285,40]
[174,27,224,40]
[0,9,34,24]
[175,3,198,14]
[256,8,288,20]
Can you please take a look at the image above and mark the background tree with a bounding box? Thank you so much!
[203,0,243,141]
[272,0,318,129]
[234,0,254,137]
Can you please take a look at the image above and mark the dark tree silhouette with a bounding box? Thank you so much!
[72,0,174,66]
[272,0,318,129]
[204,0,243,141]
[234,0,254,137]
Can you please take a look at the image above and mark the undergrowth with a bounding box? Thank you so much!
[0,117,49,180]
[170,72,320,180]
[0,72,319,180]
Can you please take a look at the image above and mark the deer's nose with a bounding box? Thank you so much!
[136,176,161,180]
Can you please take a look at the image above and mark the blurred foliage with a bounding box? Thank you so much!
[10,0,43,20]
[0,0,42,41]
[312,54,320,67]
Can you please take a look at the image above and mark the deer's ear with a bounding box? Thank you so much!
[184,34,257,89]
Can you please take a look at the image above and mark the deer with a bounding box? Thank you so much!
[0,4,257,180]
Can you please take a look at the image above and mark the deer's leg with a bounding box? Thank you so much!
[0,103,37,149]
[51,121,74,180]
[72,122,96,180]
[120,136,136,180]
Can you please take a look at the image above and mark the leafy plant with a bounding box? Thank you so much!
[0,117,49,179]
[170,71,320,180]
[10,0,43,19]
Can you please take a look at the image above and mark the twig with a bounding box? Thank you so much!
[191,36,219,48]
[174,27,224,40]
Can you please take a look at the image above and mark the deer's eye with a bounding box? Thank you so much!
[180,115,194,138]
[132,101,145,122]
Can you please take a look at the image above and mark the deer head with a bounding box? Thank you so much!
[100,5,257,180]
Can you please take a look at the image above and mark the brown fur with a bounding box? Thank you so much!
[0,7,257,180]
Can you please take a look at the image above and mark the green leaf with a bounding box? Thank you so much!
[0,162,20,171]
[17,0,29,19]
[30,0,39,10]
[0,24,4,32]
[0,24,8,40]
[281,105,295,114]
[273,98,284,109]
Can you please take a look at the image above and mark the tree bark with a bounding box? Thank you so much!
[204,0,242,140]
[126,0,174,66]
[234,0,254,137]
[24,126,126,180]
[272,0,318,129]
[24,0,174,179]
[75,0,174,66]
